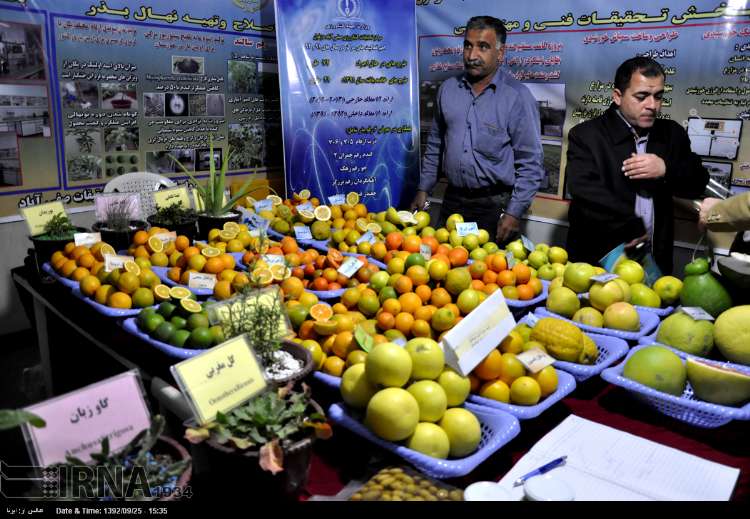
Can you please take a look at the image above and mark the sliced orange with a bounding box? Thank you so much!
[346,192,360,206]
[169,286,192,299]
[201,246,221,257]
[309,303,334,322]
[267,195,283,206]
[147,236,164,253]
[219,229,237,242]
[99,243,116,258]
[355,218,369,233]
[180,298,202,314]
[251,267,273,286]
[153,284,171,301]
[270,264,290,281]
[366,223,382,234]
[314,205,331,221]
[222,221,241,234]
[123,260,141,276]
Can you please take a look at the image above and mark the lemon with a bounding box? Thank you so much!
[270,264,289,281]
[123,260,141,276]
[314,205,331,221]
[169,286,192,299]
[298,189,311,200]
[346,192,360,206]
[201,246,221,258]
[99,243,116,257]
[397,210,417,224]
[267,194,283,206]
[222,221,240,234]
[298,209,315,223]
[180,298,202,314]
[355,218,369,233]
[366,223,382,234]
[154,284,171,301]
[219,230,237,242]
[147,236,164,253]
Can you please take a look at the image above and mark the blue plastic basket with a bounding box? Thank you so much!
[42,263,79,289]
[151,266,214,297]
[467,369,576,419]
[312,370,342,389]
[601,344,750,428]
[506,280,548,311]
[121,318,208,359]
[516,313,630,382]
[71,287,142,317]
[229,252,247,271]
[534,306,660,340]
[308,288,346,300]
[328,401,520,479]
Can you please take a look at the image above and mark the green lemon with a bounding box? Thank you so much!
[189,327,214,349]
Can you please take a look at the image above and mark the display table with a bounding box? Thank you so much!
[11,264,749,501]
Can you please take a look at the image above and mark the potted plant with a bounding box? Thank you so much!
[46,416,191,501]
[92,197,147,251]
[172,137,256,238]
[147,201,198,241]
[185,383,331,498]
[29,213,87,263]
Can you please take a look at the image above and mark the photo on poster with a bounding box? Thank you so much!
[206,94,225,117]
[702,160,733,191]
[104,154,140,178]
[172,56,205,75]
[524,83,566,139]
[229,123,264,170]
[67,155,101,181]
[165,93,189,117]
[540,141,562,197]
[143,93,165,117]
[0,131,21,186]
[104,127,139,152]
[228,60,258,94]
[146,149,194,174]
[64,129,102,156]
[0,20,46,81]
[0,83,48,137]
[101,83,138,110]
[60,81,99,110]
[196,147,222,172]
[188,94,206,116]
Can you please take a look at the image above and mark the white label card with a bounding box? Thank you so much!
[104,254,134,272]
[338,257,364,278]
[420,243,432,260]
[356,231,376,245]
[189,272,217,290]
[154,231,177,245]
[260,254,285,265]
[329,194,345,206]
[516,348,557,374]
[254,199,273,213]
[456,222,479,237]
[678,306,715,321]
[591,273,620,283]
[297,202,313,213]
[525,313,540,327]
[246,212,270,231]
[74,232,102,247]
[294,226,313,241]
[505,251,517,268]
[521,235,535,252]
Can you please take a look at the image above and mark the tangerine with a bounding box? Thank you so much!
[402,235,421,253]
[410,319,432,338]
[414,284,432,304]
[512,263,531,284]
[497,270,517,287]
[398,292,422,315]
[516,284,535,300]
[394,312,415,335]
[473,349,504,381]
[448,247,469,267]
[385,232,403,251]
[430,287,452,308]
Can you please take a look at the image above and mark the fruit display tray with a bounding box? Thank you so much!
[467,369,576,419]
[327,401,520,479]
[534,306,660,340]
[506,279,549,311]
[71,287,141,317]
[601,344,750,428]
[42,262,80,289]
[312,370,342,388]
[308,288,346,300]
[121,318,207,359]
[229,252,248,271]
[151,266,214,297]
[517,313,630,382]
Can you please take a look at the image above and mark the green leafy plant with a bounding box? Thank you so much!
[184,384,331,474]
[152,201,197,227]
[42,213,77,239]
[171,136,255,217]
[0,409,45,430]
[50,416,189,500]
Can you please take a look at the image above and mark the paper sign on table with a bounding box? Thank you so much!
[20,201,66,237]
[328,194,345,206]
[297,202,313,213]
[189,272,217,290]
[171,336,268,425]
[153,231,177,245]
[591,273,619,283]
[246,212,270,231]
[254,199,273,213]
[356,231,376,245]
[153,187,191,210]
[521,235,535,252]
[420,243,432,260]
[104,254,134,272]
[74,232,102,247]
[23,371,151,467]
[678,306,715,321]
[338,257,364,278]
[260,254,285,265]
[505,251,517,268]
[456,222,479,237]
[94,193,141,222]
[440,288,516,376]
[516,349,557,374]
[294,226,313,241]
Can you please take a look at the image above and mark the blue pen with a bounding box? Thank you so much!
[513,456,568,487]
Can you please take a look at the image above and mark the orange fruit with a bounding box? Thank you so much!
[532,366,558,397]
[484,283,500,295]
[469,374,481,393]
[414,304,436,322]
[512,263,531,284]
[376,311,395,331]
[204,257,224,274]
[107,291,132,309]
[70,246,89,261]
[482,270,498,285]
[528,277,543,296]
[322,356,345,377]
[394,312,414,335]
[175,235,189,251]
[117,272,140,294]
[332,302,349,315]
[471,280,486,291]
[298,320,319,340]
[281,277,304,299]
[414,284,432,304]
[398,292,422,315]
[421,236,439,254]
[490,254,508,273]
[402,235,421,253]
[183,246,201,260]
[410,319,432,338]
[385,232,403,251]
[381,298,401,315]
[134,245,150,259]
[52,255,67,272]
[312,277,329,291]
[406,265,429,286]
[219,253,236,271]
[332,331,356,359]
[479,379,510,403]
[371,242,387,260]
[64,242,76,256]
[516,284,534,300]
[60,259,78,278]
[498,353,526,386]
[77,253,96,269]
[167,267,182,283]
[133,230,149,246]
[497,270,516,287]
[79,275,101,298]
[213,280,233,300]
[281,236,299,255]
[448,247,469,267]
[310,303,334,322]
[71,267,90,282]
[428,258,450,281]
[95,284,116,305]
[430,287,452,308]
[469,261,487,280]
[473,349,504,380]
[394,275,413,295]
[444,303,460,319]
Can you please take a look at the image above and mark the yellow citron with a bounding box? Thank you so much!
[222,221,240,234]
[314,205,331,221]
[153,284,171,301]
[123,260,141,276]
[147,236,164,253]
[346,192,360,206]
[201,246,221,258]
[169,286,192,299]
[180,298,202,314]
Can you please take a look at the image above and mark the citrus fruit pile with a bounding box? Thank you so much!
[134,288,224,349]
[125,227,192,269]
[289,248,380,292]
[472,253,544,301]
[205,221,263,253]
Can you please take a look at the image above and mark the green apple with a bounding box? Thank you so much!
[630,283,661,308]
[506,240,527,260]
[548,246,568,264]
[528,250,549,269]
[537,264,557,280]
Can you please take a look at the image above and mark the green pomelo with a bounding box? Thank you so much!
[713,305,750,365]
[656,312,713,357]
[623,346,687,396]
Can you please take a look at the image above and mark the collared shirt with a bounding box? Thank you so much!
[419,67,544,218]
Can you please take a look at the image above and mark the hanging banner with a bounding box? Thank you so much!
[274,0,420,211]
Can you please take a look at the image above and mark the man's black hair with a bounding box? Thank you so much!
[466,16,507,45]
[614,56,665,92]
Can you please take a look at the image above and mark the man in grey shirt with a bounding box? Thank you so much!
[411,15,544,244]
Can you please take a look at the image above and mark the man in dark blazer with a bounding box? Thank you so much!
[565,57,708,274]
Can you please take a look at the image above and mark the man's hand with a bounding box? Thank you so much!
[410,190,428,211]
[622,153,666,180]
[496,213,520,243]
[624,233,649,249]
[698,197,721,230]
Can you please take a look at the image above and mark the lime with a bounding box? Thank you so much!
[169,329,191,348]
[405,253,426,269]
[153,284,171,301]
[170,315,188,330]
[209,325,225,345]
[154,322,176,343]
[288,305,310,329]
[158,301,177,319]
[141,313,165,334]
[189,327,214,349]
[132,287,154,308]
[187,312,210,330]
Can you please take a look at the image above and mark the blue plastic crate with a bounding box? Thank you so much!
[42,263,79,289]
[601,344,750,428]
[635,305,674,317]
[312,370,342,389]
[516,313,630,382]
[151,266,214,297]
[535,306,659,340]
[229,252,248,271]
[71,287,142,317]
[121,318,208,359]
[328,401,520,479]
[467,369,576,419]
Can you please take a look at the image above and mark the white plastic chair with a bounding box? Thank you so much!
[103,172,176,219]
